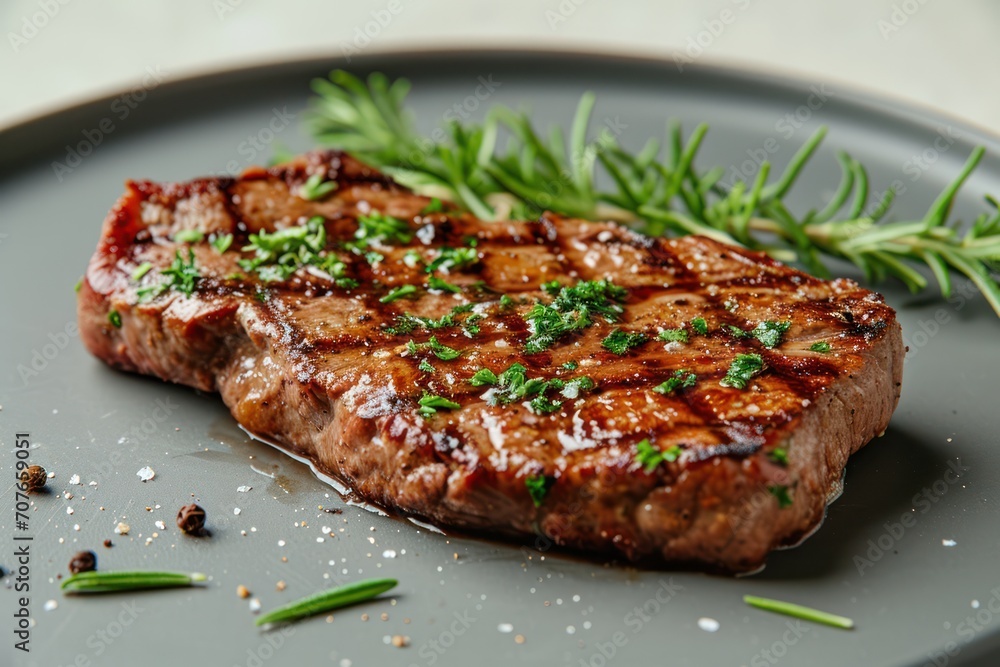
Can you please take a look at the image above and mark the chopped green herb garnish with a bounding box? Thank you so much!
[239,216,354,286]
[725,324,751,339]
[561,360,579,371]
[743,596,854,630]
[384,305,478,335]
[528,395,563,414]
[74,278,83,293]
[137,248,201,301]
[768,448,789,466]
[425,246,478,274]
[61,570,208,594]
[559,376,595,399]
[427,275,461,293]
[541,280,562,295]
[499,294,515,309]
[658,328,688,343]
[172,229,204,244]
[810,341,831,353]
[752,321,791,349]
[210,233,233,254]
[224,272,245,281]
[417,392,460,416]
[407,336,460,361]
[721,353,765,389]
[691,317,708,335]
[107,310,122,328]
[634,439,682,473]
[348,211,412,253]
[470,368,499,386]
[421,197,443,214]
[418,359,435,373]
[652,370,697,395]
[523,279,628,353]
[768,485,793,508]
[300,172,338,201]
[601,329,648,355]
[131,262,153,281]
[254,289,269,302]
[402,249,423,268]
[364,250,384,265]
[380,284,419,304]
[525,474,553,507]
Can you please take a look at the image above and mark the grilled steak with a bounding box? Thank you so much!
[77,150,903,572]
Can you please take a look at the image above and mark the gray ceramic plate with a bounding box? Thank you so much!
[3,50,999,667]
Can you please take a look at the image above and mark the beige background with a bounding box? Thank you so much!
[3,0,999,133]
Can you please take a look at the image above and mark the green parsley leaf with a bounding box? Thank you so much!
[559,376,595,399]
[768,485,793,508]
[470,368,499,386]
[725,324,751,339]
[768,448,789,466]
[254,289,269,302]
[138,248,201,301]
[752,321,791,349]
[364,250,384,265]
[425,246,478,274]
[634,439,682,473]
[810,341,831,353]
[418,359,435,373]
[380,285,419,304]
[427,276,461,293]
[402,250,423,268]
[211,233,233,254]
[421,197,443,214]
[107,310,122,328]
[561,360,579,371]
[523,279,628,353]
[131,262,153,281]
[528,395,563,414]
[172,229,204,243]
[417,392,460,416]
[74,278,83,293]
[652,370,697,395]
[525,474,553,507]
[691,317,708,335]
[407,336,460,360]
[499,294,515,309]
[658,328,688,343]
[721,353,765,389]
[348,211,412,253]
[238,216,354,287]
[601,329,648,355]
[541,280,562,295]
[300,173,338,201]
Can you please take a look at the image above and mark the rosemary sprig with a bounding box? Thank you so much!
[255,577,397,627]
[308,71,1000,317]
[61,570,207,594]
[743,595,854,630]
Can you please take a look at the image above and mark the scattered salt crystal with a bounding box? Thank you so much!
[942,539,957,547]
[249,598,262,613]
[115,522,130,535]
[278,540,286,547]
[233,508,242,515]
[73,524,80,531]
[155,520,165,530]
[698,617,720,633]
[972,600,981,609]
[566,625,576,634]
[44,600,58,612]
[237,485,252,493]
[322,526,332,535]
[382,549,397,559]
[66,507,74,515]
[497,623,513,633]
[47,471,55,478]
[88,481,97,487]
[63,491,73,499]
[136,466,155,482]
[69,474,81,485]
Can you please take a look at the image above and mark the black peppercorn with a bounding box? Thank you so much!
[177,503,206,535]
[69,550,96,575]
[20,465,47,492]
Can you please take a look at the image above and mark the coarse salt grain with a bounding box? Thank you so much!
[136,466,155,482]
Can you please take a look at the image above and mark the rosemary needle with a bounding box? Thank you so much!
[743,595,854,630]
[255,577,397,627]
[61,571,207,594]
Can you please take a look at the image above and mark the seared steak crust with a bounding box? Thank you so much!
[78,151,903,572]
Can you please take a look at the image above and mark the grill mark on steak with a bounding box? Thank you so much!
[77,150,904,572]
